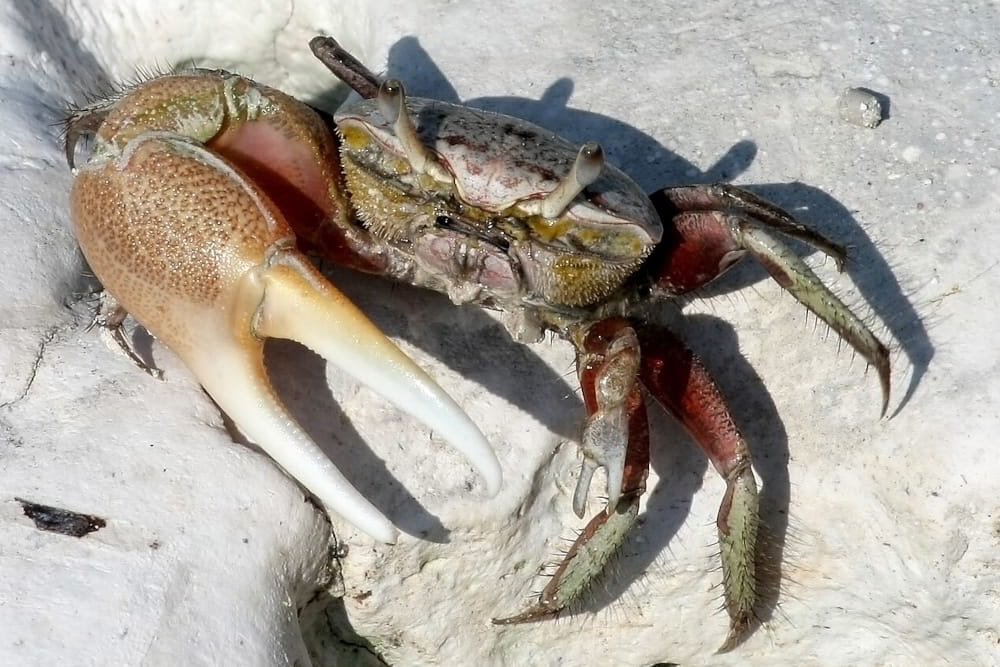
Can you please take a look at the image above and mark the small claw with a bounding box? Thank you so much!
[574,321,640,515]
[578,409,627,513]
[572,458,598,518]
[63,104,112,169]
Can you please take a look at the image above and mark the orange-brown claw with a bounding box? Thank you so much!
[68,71,501,542]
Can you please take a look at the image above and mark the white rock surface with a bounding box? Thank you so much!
[2,0,998,665]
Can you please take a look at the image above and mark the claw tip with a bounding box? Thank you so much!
[875,343,891,419]
[367,522,399,545]
[482,462,503,498]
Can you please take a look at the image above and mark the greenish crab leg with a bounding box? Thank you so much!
[650,185,891,416]
[637,324,760,652]
[493,318,650,625]
[494,318,760,650]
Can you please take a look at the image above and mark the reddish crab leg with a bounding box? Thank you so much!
[637,324,758,652]
[650,184,890,415]
[494,319,759,649]
[494,318,650,624]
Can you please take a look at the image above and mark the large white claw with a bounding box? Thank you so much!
[251,253,503,499]
[68,71,501,544]
[185,250,501,543]
[187,322,403,545]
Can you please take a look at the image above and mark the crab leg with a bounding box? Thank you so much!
[494,318,650,624]
[649,184,890,415]
[69,71,501,542]
[636,324,758,652]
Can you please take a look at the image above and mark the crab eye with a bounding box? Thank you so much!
[435,214,454,228]
[376,79,404,125]
[539,141,604,219]
[375,78,451,183]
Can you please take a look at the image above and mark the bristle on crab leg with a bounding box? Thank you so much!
[493,318,650,625]
[650,185,891,415]
[539,142,604,219]
[637,325,759,652]
[736,223,891,415]
[492,496,642,625]
[571,320,639,515]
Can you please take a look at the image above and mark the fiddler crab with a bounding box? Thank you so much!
[65,36,890,650]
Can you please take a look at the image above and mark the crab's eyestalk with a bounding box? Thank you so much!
[377,79,451,182]
[309,35,382,100]
[650,184,891,416]
[539,141,604,219]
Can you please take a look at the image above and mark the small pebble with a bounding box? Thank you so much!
[838,87,884,128]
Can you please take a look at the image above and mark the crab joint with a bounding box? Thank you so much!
[574,321,640,515]
[377,79,451,182]
[539,141,604,219]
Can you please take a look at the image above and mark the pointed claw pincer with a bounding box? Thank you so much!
[67,71,501,542]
